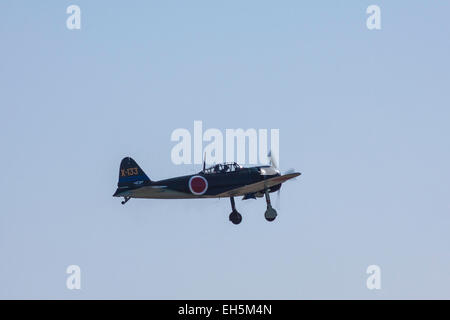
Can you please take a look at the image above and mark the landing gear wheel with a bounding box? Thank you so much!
[229,211,242,225]
[228,196,242,225]
[264,207,277,222]
[264,189,277,222]
[121,196,131,205]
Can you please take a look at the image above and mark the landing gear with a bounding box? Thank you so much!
[264,189,277,222]
[121,196,131,205]
[229,211,242,225]
[228,197,242,225]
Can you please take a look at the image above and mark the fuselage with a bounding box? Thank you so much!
[113,165,281,199]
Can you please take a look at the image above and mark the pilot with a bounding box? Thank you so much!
[222,164,229,173]
[214,164,220,173]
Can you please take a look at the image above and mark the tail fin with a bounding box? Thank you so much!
[118,157,151,187]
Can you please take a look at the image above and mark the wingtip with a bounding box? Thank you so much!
[289,172,301,178]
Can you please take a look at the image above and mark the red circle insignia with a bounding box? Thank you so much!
[188,175,208,195]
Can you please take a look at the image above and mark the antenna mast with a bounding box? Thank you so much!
[203,152,206,172]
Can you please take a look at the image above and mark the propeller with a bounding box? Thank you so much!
[267,151,298,176]
[268,150,278,169]
[267,151,298,210]
[275,186,281,210]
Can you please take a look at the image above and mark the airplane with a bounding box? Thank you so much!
[113,153,300,224]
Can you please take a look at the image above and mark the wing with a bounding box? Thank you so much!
[217,172,301,197]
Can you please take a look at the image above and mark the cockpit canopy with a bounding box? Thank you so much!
[203,162,243,174]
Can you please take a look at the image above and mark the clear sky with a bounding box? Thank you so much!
[1,1,449,299]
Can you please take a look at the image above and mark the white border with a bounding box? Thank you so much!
[188,175,208,195]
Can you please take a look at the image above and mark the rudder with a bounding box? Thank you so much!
[118,157,151,187]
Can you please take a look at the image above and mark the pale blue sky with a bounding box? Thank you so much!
[1,1,449,299]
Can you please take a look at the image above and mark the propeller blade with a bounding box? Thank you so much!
[267,150,278,169]
[275,189,281,210]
